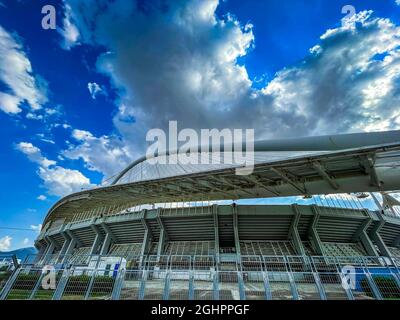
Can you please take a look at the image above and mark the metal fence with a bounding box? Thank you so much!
[1,254,400,300]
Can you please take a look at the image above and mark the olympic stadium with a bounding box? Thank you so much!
[2,130,400,300]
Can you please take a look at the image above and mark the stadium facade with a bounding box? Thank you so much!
[1,130,400,300]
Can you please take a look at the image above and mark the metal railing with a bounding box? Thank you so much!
[1,254,400,300]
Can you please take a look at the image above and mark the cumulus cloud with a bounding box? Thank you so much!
[63,129,132,179]
[0,25,47,114]
[0,92,21,114]
[16,142,95,197]
[60,1,400,178]
[0,236,12,251]
[263,11,400,134]
[22,238,30,246]
[16,142,56,168]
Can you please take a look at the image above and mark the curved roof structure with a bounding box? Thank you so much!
[43,130,400,226]
[112,130,400,185]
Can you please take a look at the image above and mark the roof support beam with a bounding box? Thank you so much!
[162,184,191,196]
[238,175,280,196]
[270,167,307,195]
[312,161,339,190]
[189,178,234,197]
[361,155,381,187]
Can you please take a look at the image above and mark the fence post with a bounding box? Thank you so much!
[138,270,146,300]
[365,272,383,300]
[312,272,327,300]
[84,270,97,300]
[213,271,219,300]
[188,270,194,300]
[237,272,246,300]
[111,269,125,300]
[28,271,46,300]
[263,271,272,300]
[52,268,70,300]
[288,272,299,300]
[163,271,170,300]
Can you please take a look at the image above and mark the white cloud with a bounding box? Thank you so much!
[0,236,12,251]
[16,142,95,197]
[59,2,400,179]
[38,165,94,196]
[262,11,400,134]
[30,224,42,233]
[0,92,21,114]
[37,195,47,201]
[16,142,56,168]
[63,129,132,179]
[0,25,47,114]
[396,0,400,6]
[26,112,44,120]
[87,82,104,99]
[59,2,80,49]
[22,238,30,246]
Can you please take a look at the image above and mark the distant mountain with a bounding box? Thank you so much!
[0,247,37,260]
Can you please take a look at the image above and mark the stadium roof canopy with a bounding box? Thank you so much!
[43,130,400,225]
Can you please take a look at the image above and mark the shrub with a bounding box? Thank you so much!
[360,275,400,300]
[65,275,114,296]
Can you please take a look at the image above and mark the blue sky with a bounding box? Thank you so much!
[0,0,400,250]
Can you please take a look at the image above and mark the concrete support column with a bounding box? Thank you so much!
[309,206,324,255]
[35,242,47,261]
[100,231,112,255]
[44,237,56,262]
[290,204,306,256]
[140,210,151,261]
[100,223,114,255]
[370,212,392,257]
[57,232,71,262]
[353,215,379,257]
[369,194,392,257]
[39,240,50,262]
[212,204,220,262]
[232,204,241,256]
[157,208,167,259]
[90,225,103,255]
[62,238,76,264]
